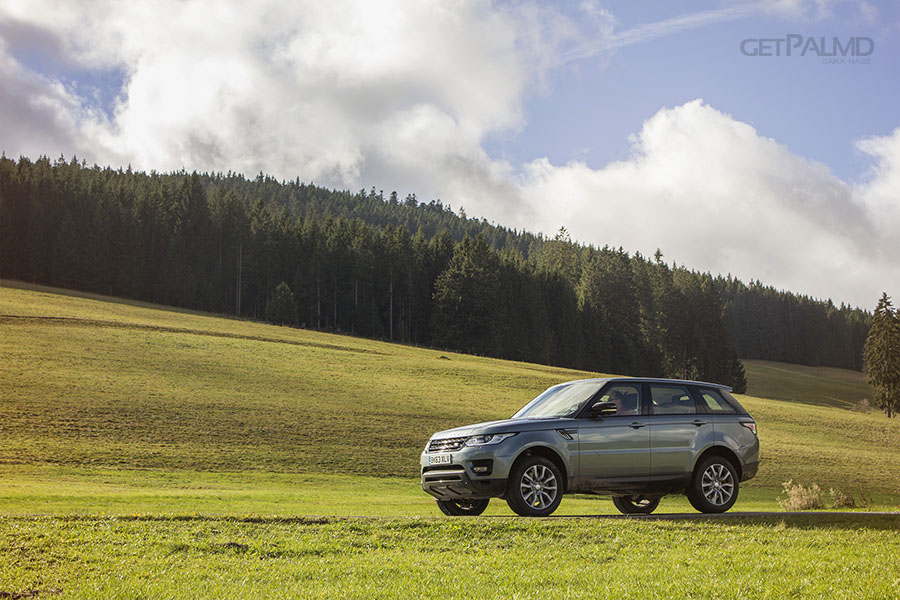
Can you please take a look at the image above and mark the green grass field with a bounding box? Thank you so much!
[2,281,899,598]
[743,359,871,409]
[3,280,898,505]
[4,515,899,599]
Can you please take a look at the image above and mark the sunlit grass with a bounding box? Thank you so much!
[15,464,882,517]
[3,282,900,598]
[1,282,588,477]
[3,281,899,506]
[2,515,899,599]
[743,359,871,409]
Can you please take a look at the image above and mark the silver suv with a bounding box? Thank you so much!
[421,378,759,516]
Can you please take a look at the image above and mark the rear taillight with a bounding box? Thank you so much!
[741,422,757,436]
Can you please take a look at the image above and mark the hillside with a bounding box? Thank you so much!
[0,156,870,386]
[1,281,898,514]
[0,281,584,478]
[743,359,871,409]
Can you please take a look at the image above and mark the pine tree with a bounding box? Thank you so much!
[266,281,297,325]
[863,293,900,418]
[431,235,501,356]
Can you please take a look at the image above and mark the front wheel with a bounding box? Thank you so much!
[687,456,739,513]
[612,495,660,515]
[505,456,563,517]
[436,498,489,516]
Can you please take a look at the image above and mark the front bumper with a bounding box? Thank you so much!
[421,467,508,500]
[421,444,518,500]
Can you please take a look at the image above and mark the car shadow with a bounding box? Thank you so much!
[538,511,900,531]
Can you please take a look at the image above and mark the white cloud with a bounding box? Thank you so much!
[0,0,571,188]
[510,100,898,309]
[855,128,900,250]
[0,38,93,160]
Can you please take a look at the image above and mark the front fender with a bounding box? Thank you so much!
[507,433,576,487]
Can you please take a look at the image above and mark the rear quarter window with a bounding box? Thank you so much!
[698,388,737,414]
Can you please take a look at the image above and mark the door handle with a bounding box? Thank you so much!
[630,422,645,429]
[692,419,707,426]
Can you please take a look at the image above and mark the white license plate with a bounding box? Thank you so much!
[429,454,452,465]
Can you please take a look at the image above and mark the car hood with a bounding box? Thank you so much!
[431,417,574,439]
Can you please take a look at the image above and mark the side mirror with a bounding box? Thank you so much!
[590,401,618,417]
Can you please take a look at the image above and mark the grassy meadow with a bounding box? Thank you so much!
[2,280,899,598]
[4,515,900,599]
[3,280,898,508]
[743,359,871,409]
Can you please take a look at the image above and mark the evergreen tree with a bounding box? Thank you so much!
[266,281,297,325]
[863,293,900,418]
[536,227,580,284]
[431,235,501,356]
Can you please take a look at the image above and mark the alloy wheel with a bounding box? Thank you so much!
[701,463,735,506]
[520,464,558,509]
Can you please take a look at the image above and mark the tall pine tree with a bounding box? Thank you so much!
[863,293,900,418]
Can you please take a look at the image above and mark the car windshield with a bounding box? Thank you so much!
[512,381,604,419]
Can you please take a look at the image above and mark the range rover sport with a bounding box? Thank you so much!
[420,377,759,516]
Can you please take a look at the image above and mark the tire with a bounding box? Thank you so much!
[505,456,563,517]
[687,456,739,513]
[611,495,661,515]
[436,498,490,516]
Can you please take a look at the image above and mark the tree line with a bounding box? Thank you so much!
[720,278,870,370]
[0,155,873,390]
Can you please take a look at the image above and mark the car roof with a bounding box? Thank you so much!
[560,377,733,393]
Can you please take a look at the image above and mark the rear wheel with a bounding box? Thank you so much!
[687,456,739,513]
[611,495,660,515]
[436,498,489,516]
[505,456,563,517]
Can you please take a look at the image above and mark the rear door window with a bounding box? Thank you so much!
[650,385,696,415]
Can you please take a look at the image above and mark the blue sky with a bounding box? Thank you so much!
[0,0,898,308]
[495,1,900,182]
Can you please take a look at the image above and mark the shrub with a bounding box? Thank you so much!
[829,488,857,509]
[857,490,874,509]
[778,480,824,511]
[851,398,872,413]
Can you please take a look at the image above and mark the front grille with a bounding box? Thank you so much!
[422,466,459,474]
[428,436,467,453]
[423,471,464,483]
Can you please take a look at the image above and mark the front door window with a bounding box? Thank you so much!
[597,384,642,416]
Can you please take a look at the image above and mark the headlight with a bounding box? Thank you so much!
[465,433,517,446]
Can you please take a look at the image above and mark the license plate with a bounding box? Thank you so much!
[429,454,452,465]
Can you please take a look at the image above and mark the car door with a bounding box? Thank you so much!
[575,383,650,482]
[648,384,712,484]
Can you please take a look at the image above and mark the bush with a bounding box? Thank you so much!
[778,480,823,511]
[829,488,857,509]
[851,398,872,413]
[857,490,874,509]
